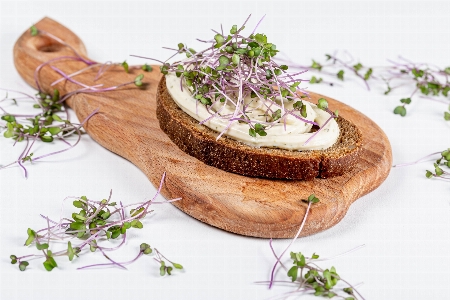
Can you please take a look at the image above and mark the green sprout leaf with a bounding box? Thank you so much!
[293,100,303,110]
[343,287,354,295]
[272,109,281,121]
[444,111,450,121]
[52,89,60,102]
[254,123,267,136]
[364,68,373,80]
[311,60,322,71]
[1,115,16,123]
[134,74,144,86]
[186,48,196,58]
[160,261,166,276]
[40,135,54,143]
[73,200,84,208]
[306,194,320,204]
[353,63,363,71]
[43,256,57,271]
[214,34,225,45]
[140,243,153,255]
[216,55,230,70]
[19,261,29,271]
[435,165,443,176]
[317,98,329,110]
[131,220,143,229]
[337,70,344,80]
[287,266,298,281]
[10,255,17,264]
[167,266,173,275]
[160,63,170,75]
[172,262,183,269]
[36,242,49,250]
[142,63,153,72]
[400,98,411,104]
[67,241,74,261]
[175,65,184,77]
[122,61,129,73]
[25,228,36,246]
[30,25,38,36]
[90,240,97,252]
[52,114,63,122]
[48,127,61,136]
[412,68,424,78]
[232,54,240,66]
[393,106,407,117]
[310,76,323,84]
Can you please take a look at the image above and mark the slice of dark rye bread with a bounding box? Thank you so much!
[156,76,363,180]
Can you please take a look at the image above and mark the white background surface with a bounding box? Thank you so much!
[1,1,450,299]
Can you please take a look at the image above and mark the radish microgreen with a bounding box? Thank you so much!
[151,15,339,141]
[1,26,150,177]
[9,173,183,275]
[285,52,450,120]
[261,194,365,299]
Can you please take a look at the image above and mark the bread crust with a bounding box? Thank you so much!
[156,76,362,180]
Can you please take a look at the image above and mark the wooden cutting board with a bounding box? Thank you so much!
[13,17,392,238]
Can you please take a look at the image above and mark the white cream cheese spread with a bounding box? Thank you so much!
[165,74,340,151]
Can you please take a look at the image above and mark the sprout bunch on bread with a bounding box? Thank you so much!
[158,15,338,143]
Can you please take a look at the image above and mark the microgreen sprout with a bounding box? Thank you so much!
[122,61,129,73]
[1,26,151,177]
[282,52,450,120]
[0,88,99,177]
[258,194,365,299]
[148,15,338,142]
[424,148,450,181]
[393,148,450,183]
[9,173,183,275]
[258,247,365,299]
[142,63,153,72]
[268,194,320,289]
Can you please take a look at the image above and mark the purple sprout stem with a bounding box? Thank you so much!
[154,248,176,265]
[58,85,104,103]
[77,251,143,270]
[129,55,165,64]
[97,246,127,270]
[16,138,30,178]
[419,95,450,105]
[251,14,266,34]
[34,56,86,92]
[38,30,95,66]
[51,66,101,90]
[51,63,104,86]
[303,114,336,146]
[268,201,312,289]
[0,88,36,100]
[328,54,370,91]
[393,152,441,168]
[94,61,114,81]
[31,127,81,162]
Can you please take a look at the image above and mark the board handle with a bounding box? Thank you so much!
[13,17,92,94]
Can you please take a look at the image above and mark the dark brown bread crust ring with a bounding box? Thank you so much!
[156,76,362,180]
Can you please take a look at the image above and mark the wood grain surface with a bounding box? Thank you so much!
[13,17,392,238]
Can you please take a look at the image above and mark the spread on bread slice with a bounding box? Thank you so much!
[155,17,362,180]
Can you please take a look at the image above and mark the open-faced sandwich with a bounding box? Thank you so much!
[156,18,362,180]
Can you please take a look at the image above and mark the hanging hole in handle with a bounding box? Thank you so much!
[32,36,64,53]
